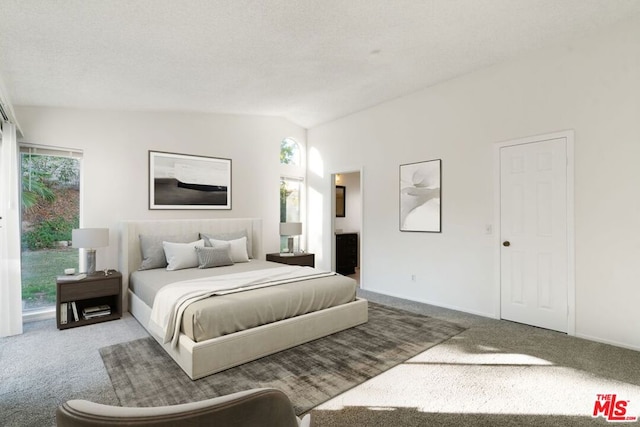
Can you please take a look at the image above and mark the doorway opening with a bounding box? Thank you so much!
[20,145,82,319]
[333,170,362,287]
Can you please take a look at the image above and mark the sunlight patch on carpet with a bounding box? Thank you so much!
[314,362,640,417]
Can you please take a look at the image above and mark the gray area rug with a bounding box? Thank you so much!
[100,302,465,414]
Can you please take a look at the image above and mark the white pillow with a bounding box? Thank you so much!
[163,239,205,271]
[209,236,249,263]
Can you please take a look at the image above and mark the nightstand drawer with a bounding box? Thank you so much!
[59,278,119,301]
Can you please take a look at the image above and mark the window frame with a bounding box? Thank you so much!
[19,143,83,321]
[279,138,306,252]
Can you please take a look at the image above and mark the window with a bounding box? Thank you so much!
[280,138,301,166]
[280,138,305,252]
[280,177,302,223]
[20,145,82,316]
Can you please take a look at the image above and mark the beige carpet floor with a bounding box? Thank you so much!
[2,289,640,426]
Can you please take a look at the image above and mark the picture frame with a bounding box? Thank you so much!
[336,185,346,217]
[149,150,232,210]
[399,159,441,232]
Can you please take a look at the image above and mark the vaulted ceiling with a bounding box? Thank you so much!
[1,0,639,128]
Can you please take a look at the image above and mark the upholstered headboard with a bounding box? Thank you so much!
[119,218,263,292]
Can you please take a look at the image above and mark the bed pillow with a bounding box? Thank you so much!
[209,236,249,263]
[163,239,205,271]
[200,230,252,258]
[195,245,234,269]
[138,233,199,270]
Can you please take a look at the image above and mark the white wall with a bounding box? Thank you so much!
[308,18,640,350]
[15,107,306,271]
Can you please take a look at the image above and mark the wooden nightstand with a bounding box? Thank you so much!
[266,253,315,268]
[56,270,122,329]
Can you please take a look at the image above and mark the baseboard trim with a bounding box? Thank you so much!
[361,287,640,352]
[361,287,496,320]
[574,333,640,352]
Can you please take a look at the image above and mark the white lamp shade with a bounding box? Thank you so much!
[279,222,302,236]
[72,228,109,249]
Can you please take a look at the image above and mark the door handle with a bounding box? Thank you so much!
[503,241,510,247]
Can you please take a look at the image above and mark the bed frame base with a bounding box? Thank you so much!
[129,290,368,380]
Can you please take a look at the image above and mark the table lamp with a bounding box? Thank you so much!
[72,228,109,274]
[279,222,302,255]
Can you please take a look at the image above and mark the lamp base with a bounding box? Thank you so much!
[83,249,97,275]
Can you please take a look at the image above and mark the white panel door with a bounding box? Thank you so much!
[500,137,568,332]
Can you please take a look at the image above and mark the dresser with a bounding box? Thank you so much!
[335,232,358,275]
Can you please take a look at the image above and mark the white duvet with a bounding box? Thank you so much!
[148,265,335,347]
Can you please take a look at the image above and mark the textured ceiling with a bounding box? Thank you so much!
[1,0,639,128]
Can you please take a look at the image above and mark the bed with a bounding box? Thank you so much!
[119,218,368,380]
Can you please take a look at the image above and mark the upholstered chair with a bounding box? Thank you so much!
[56,388,310,427]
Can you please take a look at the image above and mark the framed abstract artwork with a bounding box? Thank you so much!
[399,159,441,232]
[149,150,232,210]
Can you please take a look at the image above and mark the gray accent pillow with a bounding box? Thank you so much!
[195,245,234,269]
[200,230,252,258]
[139,233,199,270]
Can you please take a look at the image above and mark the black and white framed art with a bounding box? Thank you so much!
[149,150,232,210]
[399,159,441,232]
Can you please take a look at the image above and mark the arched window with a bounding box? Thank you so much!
[279,138,305,252]
[280,137,301,166]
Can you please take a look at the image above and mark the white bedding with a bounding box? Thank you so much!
[148,265,336,346]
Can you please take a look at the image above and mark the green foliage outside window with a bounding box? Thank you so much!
[22,168,56,210]
[280,139,296,165]
[22,215,79,250]
[21,154,80,210]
